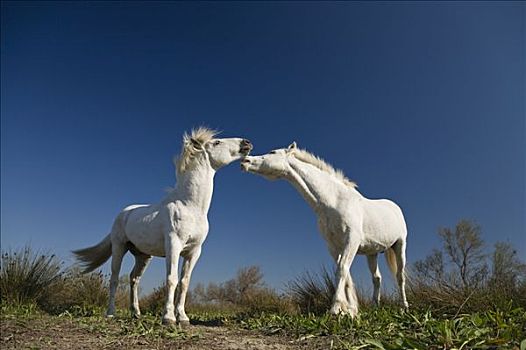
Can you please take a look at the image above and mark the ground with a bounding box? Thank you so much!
[2,305,524,349]
[0,312,333,350]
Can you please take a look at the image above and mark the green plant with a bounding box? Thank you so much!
[140,282,167,315]
[410,220,526,314]
[44,267,129,314]
[0,246,64,305]
[238,306,526,349]
[287,265,336,315]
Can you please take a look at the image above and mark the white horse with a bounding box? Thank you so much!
[241,142,408,316]
[73,127,252,325]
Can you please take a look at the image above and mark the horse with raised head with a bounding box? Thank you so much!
[73,127,252,325]
[241,142,408,316]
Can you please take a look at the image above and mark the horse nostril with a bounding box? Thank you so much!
[241,158,250,164]
[242,139,251,145]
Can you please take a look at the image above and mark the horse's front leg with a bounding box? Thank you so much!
[175,247,202,326]
[162,234,182,325]
[330,234,359,317]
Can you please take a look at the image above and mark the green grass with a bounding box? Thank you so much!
[237,306,526,349]
[3,302,525,349]
[2,303,189,341]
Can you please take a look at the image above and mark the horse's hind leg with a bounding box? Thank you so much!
[129,253,152,318]
[107,241,127,317]
[366,254,382,305]
[392,239,409,308]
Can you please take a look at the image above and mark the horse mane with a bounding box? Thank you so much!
[175,127,219,175]
[292,148,357,188]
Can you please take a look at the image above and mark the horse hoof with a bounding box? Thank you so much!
[178,320,191,328]
[132,313,141,319]
[162,317,177,326]
[106,314,115,319]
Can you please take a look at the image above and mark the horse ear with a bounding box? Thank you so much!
[287,142,297,152]
[190,137,203,150]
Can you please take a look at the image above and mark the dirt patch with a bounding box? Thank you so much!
[1,314,334,349]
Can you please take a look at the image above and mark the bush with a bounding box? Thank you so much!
[287,266,336,315]
[237,287,297,315]
[0,246,64,306]
[44,267,129,315]
[409,220,526,314]
[287,265,386,315]
[0,245,130,314]
[140,282,166,315]
[141,265,297,316]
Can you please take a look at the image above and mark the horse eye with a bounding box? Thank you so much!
[269,151,276,154]
[213,140,221,146]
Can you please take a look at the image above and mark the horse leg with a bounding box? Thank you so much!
[129,253,152,318]
[175,247,202,326]
[366,254,382,305]
[162,235,182,325]
[344,273,359,314]
[393,239,409,309]
[107,241,127,317]
[330,236,359,317]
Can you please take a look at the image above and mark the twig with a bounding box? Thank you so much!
[453,290,475,318]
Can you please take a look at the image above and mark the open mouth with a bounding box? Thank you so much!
[240,145,253,155]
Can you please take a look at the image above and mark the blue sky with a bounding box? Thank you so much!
[1,2,524,295]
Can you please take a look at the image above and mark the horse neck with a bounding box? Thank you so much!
[286,157,359,211]
[169,161,216,212]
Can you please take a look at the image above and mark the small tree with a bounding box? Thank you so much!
[411,219,526,312]
[490,242,526,288]
[235,265,264,303]
[194,265,265,305]
[413,249,445,286]
[438,219,487,289]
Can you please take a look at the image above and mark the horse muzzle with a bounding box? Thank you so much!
[240,157,252,171]
[239,139,253,155]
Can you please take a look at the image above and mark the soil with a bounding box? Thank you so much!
[1,314,336,350]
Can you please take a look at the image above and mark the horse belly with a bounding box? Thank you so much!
[357,239,390,255]
[360,199,406,252]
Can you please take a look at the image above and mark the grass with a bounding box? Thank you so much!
[2,246,525,349]
[237,306,526,349]
[2,300,525,349]
[1,303,189,342]
[0,246,63,305]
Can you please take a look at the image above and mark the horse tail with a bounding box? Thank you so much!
[72,234,112,273]
[385,247,398,279]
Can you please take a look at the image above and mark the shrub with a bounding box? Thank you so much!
[44,268,129,315]
[286,265,375,315]
[140,282,166,315]
[287,266,335,315]
[409,220,526,314]
[0,245,130,314]
[141,265,297,316]
[0,246,64,306]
